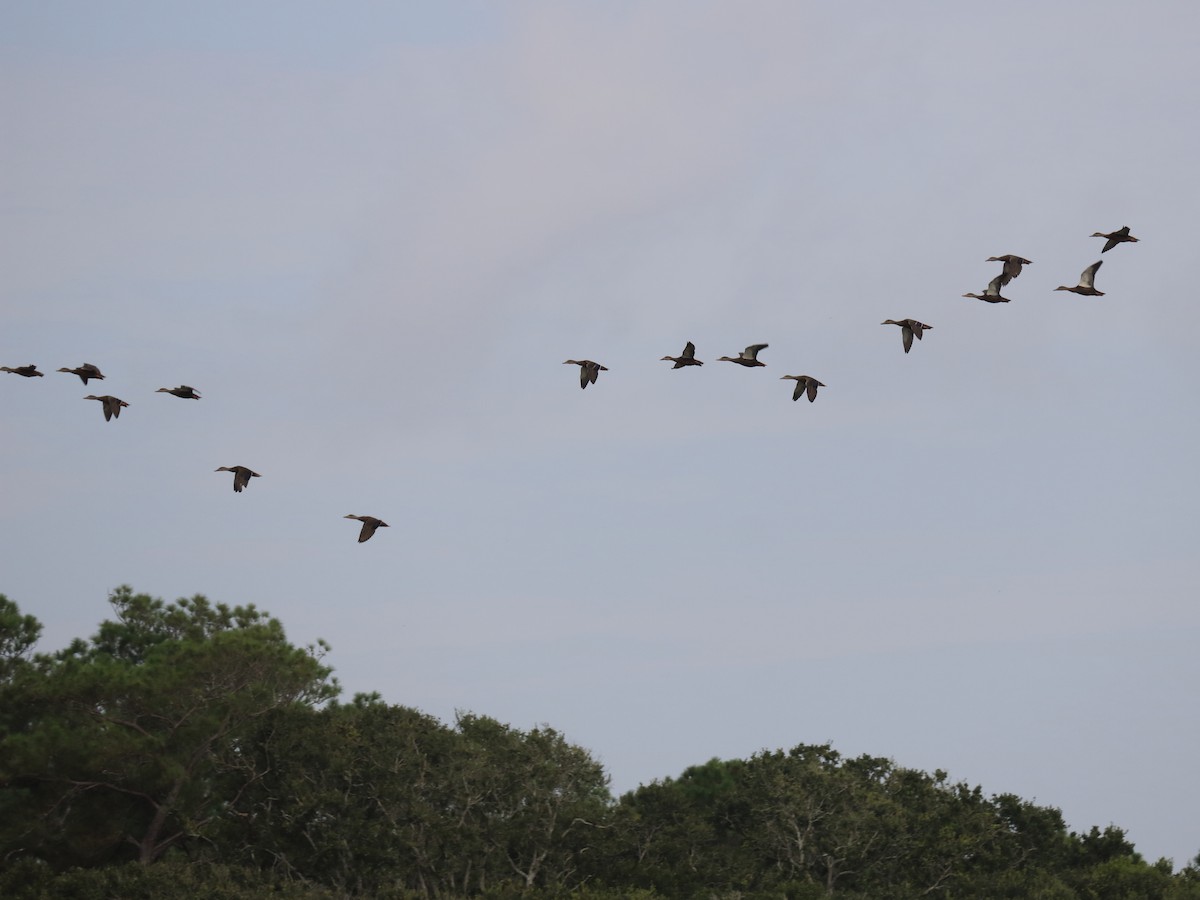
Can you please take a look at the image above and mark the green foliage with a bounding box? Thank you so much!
[0,586,337,868]
[0,857,343,899]
[225,704,611,896]
[584,743,1199,900]
[4,588,1198,900]
[0,593,42,683]
[1069,854,1173,900]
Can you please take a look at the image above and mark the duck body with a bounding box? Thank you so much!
[2,364,44,377]
[717,344,768,367]
[963,275,1011,303]
[661,341,703,368]
[58,364,105,384]
[781,374,825,402]
[881,319,932,354]
[1093,226,1139,253]
[215,465,260,493]
[986,254,1032,285]
[563,359,608,389]
[157,385,201,399]
[1055,261,1105,296]
[84,394,129,421]
[345,514,389,543]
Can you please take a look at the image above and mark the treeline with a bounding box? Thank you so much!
[1,588,1197,899]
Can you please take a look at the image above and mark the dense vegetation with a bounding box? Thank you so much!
[2,588,1197,899]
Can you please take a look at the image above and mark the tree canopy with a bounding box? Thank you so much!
[2,588,1197,899]
[0,587,337,867]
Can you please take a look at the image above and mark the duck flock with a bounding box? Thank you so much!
[565,224,1137,384]
[3,225,1139,543]
[0,367,388,543]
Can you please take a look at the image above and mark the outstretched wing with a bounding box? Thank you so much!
[743,343,768,360]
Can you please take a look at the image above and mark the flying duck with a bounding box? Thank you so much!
[986,254,1032,285]
[716,344,768,367]
[1092,226,1139,253]
[1055,261,1104,296]
[84,395,129,421]
[57,364,105,384]
[345,514,389,543]
[1,364,44,377]
[563,359,608,389]
[881,319,932,354]
[157,385,201,399]
[661,341,703,368]
[962,275,1011,303]
[214,466,260,493]
[780,375,825,402]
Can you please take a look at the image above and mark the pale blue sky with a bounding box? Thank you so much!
[3,1,1198,867]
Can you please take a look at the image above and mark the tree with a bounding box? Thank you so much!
[9,587,1200,899]
[0,594,41,683]
[598,758,749,895]
[227,703,611,897]
[0,586,337,868]
[453,714,611,891]
[228,696,465,895]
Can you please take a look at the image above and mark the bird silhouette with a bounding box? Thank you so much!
[780,375,825,402]
[57,364,105,384]
[157,385,201,399]
[84,395,129,421]
[881,320,932,354]
[1,364,44,377]
[716,344,768,367]
[563,359,608,389]
[345,515,389,543]
[1092,226,1138,253]
[661,341,704,368]
[215,466,260,493]
[1054,261,1104,296]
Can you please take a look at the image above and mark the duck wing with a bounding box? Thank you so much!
[742,343,768,360]
[359,518,385,542]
